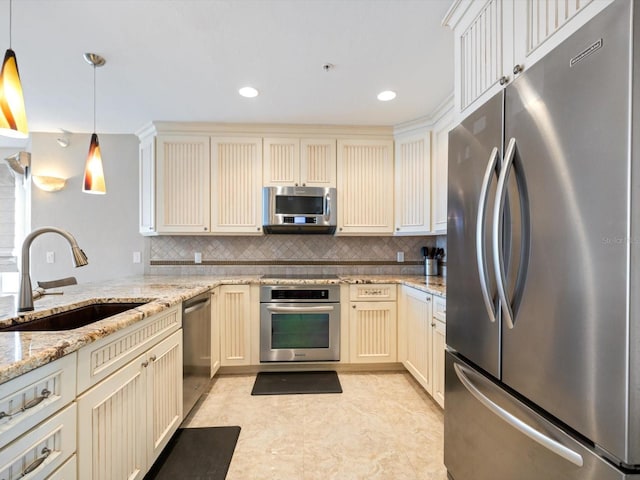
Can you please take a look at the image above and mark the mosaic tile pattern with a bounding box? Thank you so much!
[183,372,448,480]
[148,235,447,276]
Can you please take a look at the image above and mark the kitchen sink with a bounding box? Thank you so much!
[1,302,147,331]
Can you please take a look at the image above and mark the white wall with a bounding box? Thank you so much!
[28,133,144,284]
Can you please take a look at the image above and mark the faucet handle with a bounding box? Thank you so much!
[37,277,78,289]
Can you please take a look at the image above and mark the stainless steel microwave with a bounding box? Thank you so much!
[262,186,337,234]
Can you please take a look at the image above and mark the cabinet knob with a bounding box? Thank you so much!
[295,183,299,186]
[352,305,356,309]
[426,297,431,302]
[431,322,436,327]
[257,227,261,231]
[499,76,509,86]
[339,227,343,231]
[302,183,306,186]
[513,64,524,75]
[396,227,400,231]
[204,227,208,231]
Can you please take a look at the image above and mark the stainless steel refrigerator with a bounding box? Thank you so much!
[444,1,640,479]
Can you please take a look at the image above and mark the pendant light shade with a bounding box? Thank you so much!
[82,133,106,194]
[82,53,106,194]
[0,0,29,138]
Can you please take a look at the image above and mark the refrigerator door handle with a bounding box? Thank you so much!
[493,137,516,329]
[453,362,584,467]
[476,147,500,323]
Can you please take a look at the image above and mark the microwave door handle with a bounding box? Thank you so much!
[325,193,331,221]
[266,305,335,313]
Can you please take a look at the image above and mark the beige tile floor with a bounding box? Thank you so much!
[182,371,448,480]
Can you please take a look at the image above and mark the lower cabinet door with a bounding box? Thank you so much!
[0,403,76,480]
[77,355,146,480]
[146,331,183,465]
[349,301,397,363]
[432,319,446,408]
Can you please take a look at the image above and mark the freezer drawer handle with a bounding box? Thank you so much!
[493,138,517,329]
[476,146,500,324]
[454,362,584,467]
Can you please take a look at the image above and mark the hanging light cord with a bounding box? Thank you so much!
[8,0,12,48]
[92,63,96,133]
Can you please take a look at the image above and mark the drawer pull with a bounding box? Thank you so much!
[0,388,51,419]
[149,355,157,362]
[22,447,51,475]
[22,389,52,411]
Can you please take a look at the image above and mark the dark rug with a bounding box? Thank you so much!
[144,426,241,480]
[251,371,342,395]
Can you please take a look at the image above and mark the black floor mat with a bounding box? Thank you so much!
[144,426,241,480]
[251,371,342,395]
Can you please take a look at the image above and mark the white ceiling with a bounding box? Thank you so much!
[0,0,454,137]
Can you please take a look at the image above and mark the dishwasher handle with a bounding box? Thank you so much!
[183,297,211,316]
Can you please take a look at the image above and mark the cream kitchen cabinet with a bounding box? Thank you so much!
[399,285,447,407]
[139,136,156,235]
[431,295,446,408]
[155,135,211,233]
[394,132,431,235]
[443,0,614,118]
[77,306,182,480]
[210,137,263,234]
[431,110,454,233]
[77,330,183,480]
[0,353,78,480]
[263,137,336,187]
[348,284,397,363]
[219,285,251,366]
[399,285,433,393]
[210,288,221,376]
[337,139,395,235]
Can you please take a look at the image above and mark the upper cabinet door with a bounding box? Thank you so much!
[139,136,156,235]
[156,135,210,234]
[394,133,431,235]
[336,139,394,235]
[444,0,613,120]
[432,112,454,233]
[300,138,336,187]
[263,137,336,187]
[263,138,300,186]
[211,137,263,235]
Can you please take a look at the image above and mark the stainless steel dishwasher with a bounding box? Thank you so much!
[182,291,211,416]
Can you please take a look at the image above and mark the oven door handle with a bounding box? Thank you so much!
[266,305,335,313]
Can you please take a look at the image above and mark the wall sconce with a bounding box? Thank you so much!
[32,175,66,192]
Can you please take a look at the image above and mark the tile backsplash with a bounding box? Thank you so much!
[147,235,447,276]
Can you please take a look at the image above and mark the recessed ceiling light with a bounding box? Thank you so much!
[377,90,397,101]
[239,86,259,98]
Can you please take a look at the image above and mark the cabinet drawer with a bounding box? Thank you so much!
[48,454,76,480]
[433,295,446,322]
[77,305,181,393]
[0,353,76,449]
[0,402,76,480]
[349,284,396,302]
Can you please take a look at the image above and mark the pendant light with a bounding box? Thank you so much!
[82,53,106,194]
[0,0,28,138]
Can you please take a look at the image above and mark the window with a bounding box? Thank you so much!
[0,151,29,294]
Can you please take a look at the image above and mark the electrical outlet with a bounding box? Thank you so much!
[194,252,202,264]
[46,251,55,264]
[133,251,141,264]
[397,251,404,263]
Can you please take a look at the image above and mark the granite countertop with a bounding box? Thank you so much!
[0,274,445,385]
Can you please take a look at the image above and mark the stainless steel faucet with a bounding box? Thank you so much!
[18,227,88,312]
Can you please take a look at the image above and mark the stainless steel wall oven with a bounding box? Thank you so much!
[260,284,340,362]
